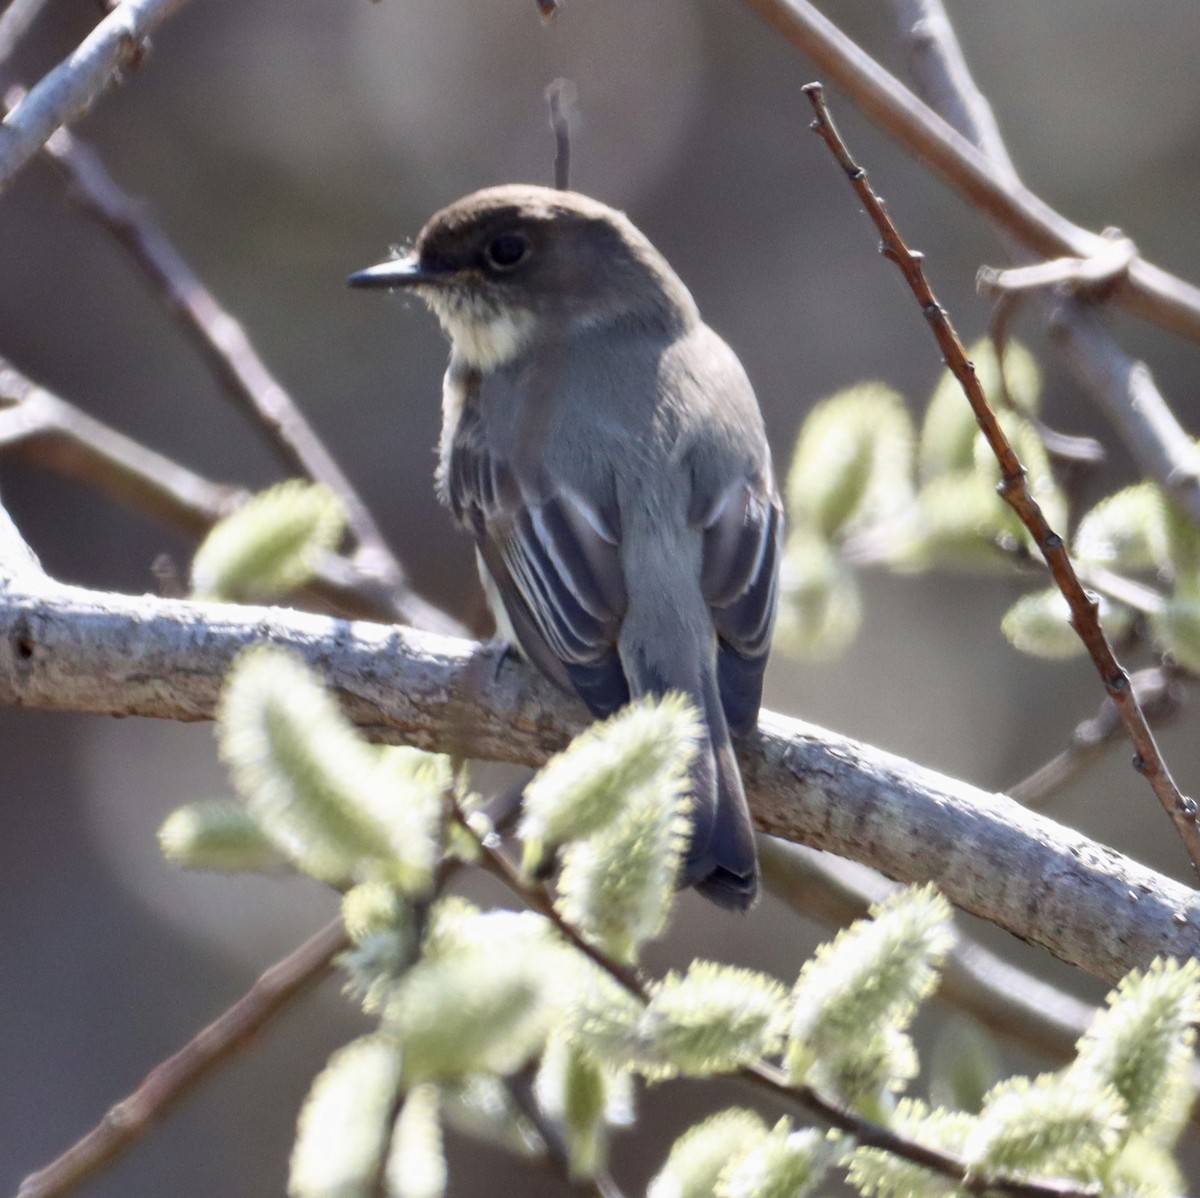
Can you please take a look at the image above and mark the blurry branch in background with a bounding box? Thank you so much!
[976,233,1139,302]
[0,0,51,64]
[0,0,193,192]
[0,570,1198,990]
[0,358,245,540]
[1009,665,1188,808]
[22,106,449,627]
[0,359,460,625]
[889,0,1200,547]
[735,0,1200,344]
[15,919,350,1198]
[0,482,40,581]
[737,0,1200,528]
[545,77,577,191]
[802,81,1200,876]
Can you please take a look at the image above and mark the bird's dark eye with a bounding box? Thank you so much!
[485,232,530,270]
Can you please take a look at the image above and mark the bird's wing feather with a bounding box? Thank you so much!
[699,474,782,736]
[449,429,630,717]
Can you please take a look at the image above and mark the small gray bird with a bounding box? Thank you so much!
[349,185,781,910]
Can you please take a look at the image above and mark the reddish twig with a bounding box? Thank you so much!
[802,81,1200,875]
[16,917,350,1198]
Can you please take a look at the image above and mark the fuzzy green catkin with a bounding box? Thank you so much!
[554,776,691,964]
[386,1085,447,1198]
[775,527,862,659]
[786,382,914,540]
[191,480,346,602]
[218,648,444,891]
[787,885,952,1091]
[534,1034,632,1180]
[966,1072,1124,1180]
[384,906,563,1084]
[289,1036,402,1198]
[1068,957,1200,1143]
[158,799,291,873]
[716,1121,839,1198]
[519,693,701,877]
[647,1108,769,1198]
[1072,483,1170,573]
[634,962,790,1079]
[1001,587,1133,660]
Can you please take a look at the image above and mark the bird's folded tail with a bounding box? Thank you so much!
[681,665,758,911]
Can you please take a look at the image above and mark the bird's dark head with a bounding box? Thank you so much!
[348,184,696,371]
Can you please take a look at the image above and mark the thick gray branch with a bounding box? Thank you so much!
[0,0,192,192]
[0,578,1197,987]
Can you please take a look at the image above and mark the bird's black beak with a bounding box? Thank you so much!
[347,254,440,290]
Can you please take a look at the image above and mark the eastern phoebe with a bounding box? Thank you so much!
[349,185,781,910]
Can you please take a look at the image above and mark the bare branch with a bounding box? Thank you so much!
[736,0,1200,345]
[0,577,1197,988]
[1047,306,1200,511]
[545,78,576,191]
[28,117,425,616]
[977,235,1138,302]
[0,494,42,584]
[0,0,52,65]
[0,358,465,631]
[0,358,245,539]
[0,0,193,192]
[16,917,348,1198]
[803,80,1200,876]
[888,0,1200,525]
[1009,667,1188,808]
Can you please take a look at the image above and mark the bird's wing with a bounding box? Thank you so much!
[698,472,782,737]
[447,429,631,718]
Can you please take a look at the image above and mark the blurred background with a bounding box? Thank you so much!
[3,0,1200,1192]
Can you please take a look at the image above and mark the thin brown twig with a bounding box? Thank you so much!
[16,917,350,1198]
[26,108,424,617]
[802,81,1200,876]
[459,817,1096,1198]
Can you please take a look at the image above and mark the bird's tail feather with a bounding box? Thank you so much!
[680,664,758,910]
